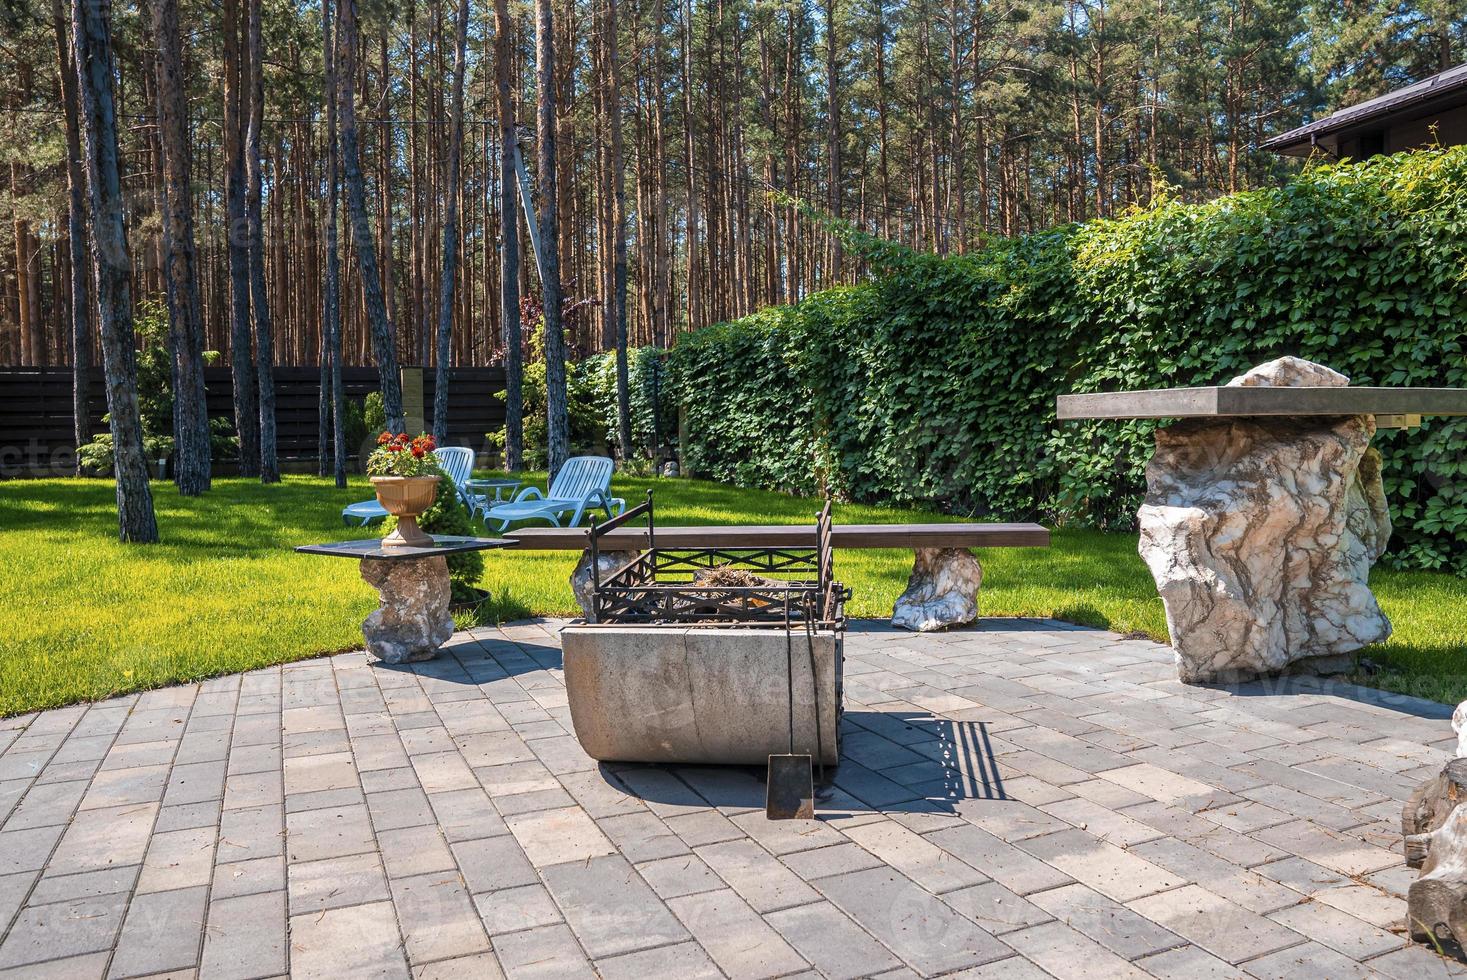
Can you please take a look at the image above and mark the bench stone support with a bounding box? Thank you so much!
[891,547,983,632]
[1138,357,1391,683]
[570,549,639,621]
[360,555,454,664]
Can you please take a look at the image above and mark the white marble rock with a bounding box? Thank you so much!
[1138,357,1392,682]
[359,555,455,664]
[891,547,984,632]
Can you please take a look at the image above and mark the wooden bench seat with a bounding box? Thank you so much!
[502,522,1050,550]
[505,521,1050,632]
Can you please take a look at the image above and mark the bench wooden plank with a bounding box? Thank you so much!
[503,522,1050,550]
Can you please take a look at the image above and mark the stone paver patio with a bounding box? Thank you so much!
[2,618,1465,979]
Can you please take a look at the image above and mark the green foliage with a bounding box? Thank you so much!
[76,302,236,475]
[580,347,677,464]
[363,391,386,435]
[381,475,484,600]
[489,357,608,469]
[669,148,1467,574]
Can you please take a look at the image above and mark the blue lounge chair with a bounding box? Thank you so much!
[484,456,625,530]
[341,445,476,526]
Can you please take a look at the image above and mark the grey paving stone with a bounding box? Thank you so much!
[667,888,809,979]
[427,787,507,843]
[0,824,66,875]
[942,880,1053,935]
[491,923,593,979]
[216,802,284,863]
[0,951,110,980]
[925,823,1074,896]
[78,765,170,811]
[162,760,227,806]
[451,835,538,895]
[411,951,506,980]
[474,882,564,935]
[151,798,221,834]
[841,819,988,894]
[378,826,456,878]
[778,842,887,881]
[27,865,138,906]
[662,808,745,847]
[1020,828,1185,903]
[366,787,436,831]
[284,802,375,863]
[1129,836,1304,915]
[210,855,285,900]
[636,854,722,900]
[1132,944,1248,979]
[0,894,128,968]
[134,825,215,894]
[541,854,688,958]
[390,871,492,964]
[813,867,1012,975]
[765,900,903,979]
[287,852,390,913]
[589,810,691,863]
[48,803,158,875]
[483,786,574,817]
[593,941,720,980]
[1001,920,1152,980]
[1267,901,1402,960]
[1127,884,1304,965]
[2,778,87,830]
[287,898,408,979]
[106,883,207,978]
[504,806,615,868]
[1241,940,1374,979]
[696,838,821,912]
[1026,882,1184,959]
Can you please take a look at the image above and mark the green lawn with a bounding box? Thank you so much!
[1,473,1463,716]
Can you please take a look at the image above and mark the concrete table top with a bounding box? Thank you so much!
[295,534,514,560]
[1057,385,1467,426]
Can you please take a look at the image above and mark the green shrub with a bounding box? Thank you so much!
[667,148,1467,574]
[580,347,677,464]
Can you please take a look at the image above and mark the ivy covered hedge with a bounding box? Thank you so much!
[665,148,1467,574]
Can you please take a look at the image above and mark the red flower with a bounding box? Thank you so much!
[376,432,391,445]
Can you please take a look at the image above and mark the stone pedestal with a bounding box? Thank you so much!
[891,547,983,632]
[569,549,639,621]
[1137,357,1392,682]
[360,555,454,664]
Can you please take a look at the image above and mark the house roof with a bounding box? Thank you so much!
[1263,63,1467,155]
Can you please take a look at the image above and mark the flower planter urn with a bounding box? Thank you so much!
[370,475,439,548]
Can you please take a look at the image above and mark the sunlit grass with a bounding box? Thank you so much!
[1,472,1463,715]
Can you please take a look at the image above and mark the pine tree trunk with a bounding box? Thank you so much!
[71,0,159,543]
[246,0,279,481]
[494,0,523,471]
[606,0,632,459]
[223,0,259,475]
[337,0,404,431]
[322,0,347,486]
[151,0,212,494]
[536,0,568,478]
[433,0,470,444]
[54,0,91,475]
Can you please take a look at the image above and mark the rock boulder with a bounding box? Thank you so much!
[360,556,455,664]
[1138,357,1391,682]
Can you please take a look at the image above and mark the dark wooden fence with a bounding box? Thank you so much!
[0,365,506,474]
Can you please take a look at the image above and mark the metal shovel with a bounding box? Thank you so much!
[767,595,816,820]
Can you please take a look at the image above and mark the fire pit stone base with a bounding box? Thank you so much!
[562,624,840,765]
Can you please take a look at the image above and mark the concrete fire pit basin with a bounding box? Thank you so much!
[561,624,841,765]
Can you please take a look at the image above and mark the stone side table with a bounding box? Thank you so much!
[296,535,511,664]
[1058,357,1467,683]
